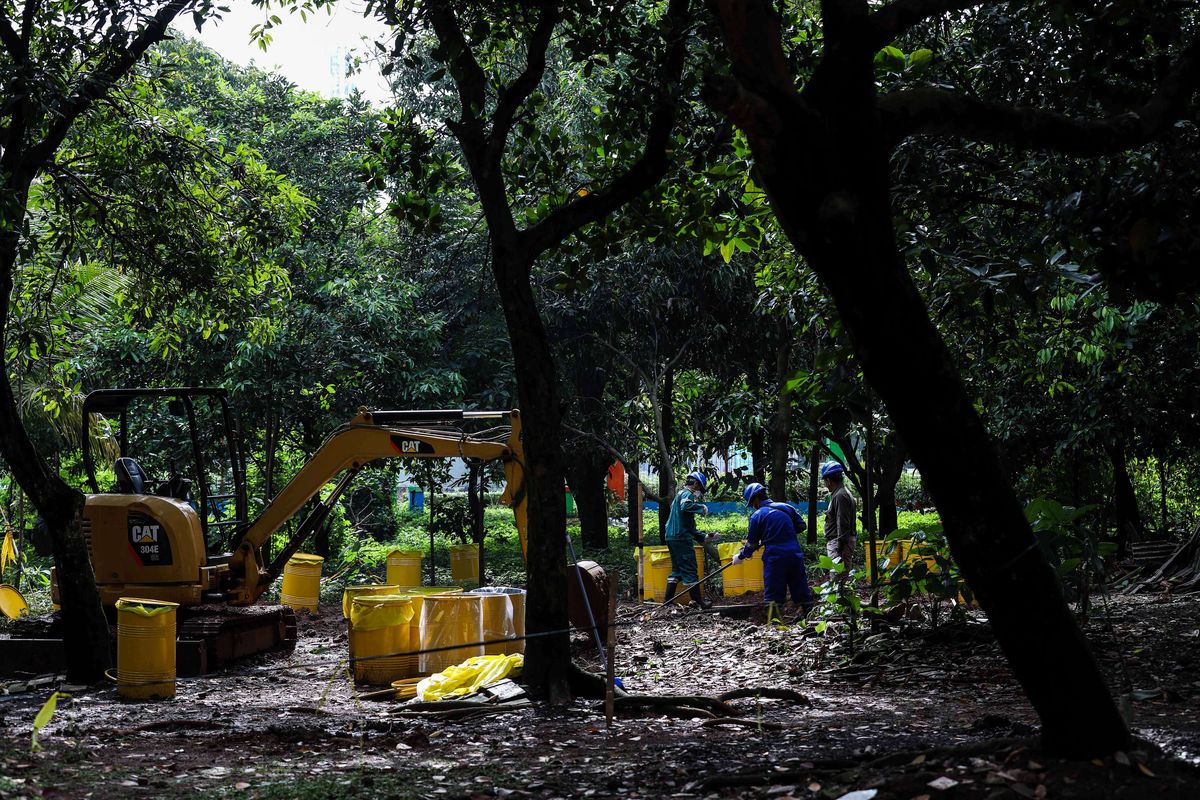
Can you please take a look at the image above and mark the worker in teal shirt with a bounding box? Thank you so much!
[664,471,712,608]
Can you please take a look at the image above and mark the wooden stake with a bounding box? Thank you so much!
[605,571,618,728]
[635,479,645,605]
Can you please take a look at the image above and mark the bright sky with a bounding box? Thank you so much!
[182,1,392,104]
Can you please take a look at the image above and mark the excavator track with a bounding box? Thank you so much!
[0,605,297,678]
[176,604,297,676]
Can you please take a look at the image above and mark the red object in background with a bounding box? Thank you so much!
[607,462,626,500]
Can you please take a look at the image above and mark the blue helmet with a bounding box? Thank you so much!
[820,461,845,479]
[687,471,707,491]
[743,482,767,505]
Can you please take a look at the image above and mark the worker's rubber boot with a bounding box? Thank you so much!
[664,579,679,605]
[689,584,711,610]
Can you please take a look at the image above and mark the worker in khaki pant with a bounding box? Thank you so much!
[821,461,857,583]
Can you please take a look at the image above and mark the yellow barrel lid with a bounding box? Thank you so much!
[115,597,180,616]
[351,593,413,608]
[394,586,463,595]
[288,553,324,565]
[0,584,30,620]
[386,549,423,558]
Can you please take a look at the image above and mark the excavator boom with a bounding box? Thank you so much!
[223,408,526,605]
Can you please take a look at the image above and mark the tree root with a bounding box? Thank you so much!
[390,700,532,722]
[611,693,738,717]
[700,716,786,730]
[569,662,624,700]
[718,687,810,705]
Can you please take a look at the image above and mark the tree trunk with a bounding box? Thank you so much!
[627,467,642,547]
[565,442,611,550]
[875,431,906,535]
[768,336,792,500]
[1159,450,1168,535]
[710,1,1128,753]
[656,366,675,545]
[492,248,572,703]
[0,378,112,681]
[1107,439,1143,558]
[807,438,819,545]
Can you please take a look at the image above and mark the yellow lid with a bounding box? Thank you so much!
[288,553,324,565]
[341,584,400,618]
[0,584,29,620]
[350,594,414,630]
[115,597,179,616]
[393,586,463,596]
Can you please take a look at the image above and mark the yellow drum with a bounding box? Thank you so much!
[449,544,480,583]
[864,540,887,579]
[341,584,399,619]
[468,587,526,655]
[400,587,463,674]
[507,590,526,655]
[350,594,415,685]
[115,598,178,700]
[420,594,483,675]
[636,545,707,603]
[280,553,323,612]
[385,550,422,587]
[741,550,764,592]
[717,542,744,596]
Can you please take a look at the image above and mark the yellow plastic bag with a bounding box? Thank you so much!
[415,653,524,702]
[716,541,744,560]
[350,594,415,631]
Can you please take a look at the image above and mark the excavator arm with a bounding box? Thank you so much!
[224,408,525,606]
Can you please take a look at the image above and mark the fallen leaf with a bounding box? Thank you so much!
[234,782,250,791]
[1115,751,1131,766]
[1137,763,1156,777]
[833,791,877,800]
[927,776,959,791]
[910,754,927,765]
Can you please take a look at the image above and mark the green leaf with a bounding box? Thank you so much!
[31,691,60,752]
[909,48,933,66]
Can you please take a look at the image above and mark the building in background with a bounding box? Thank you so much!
[328,46,359,99]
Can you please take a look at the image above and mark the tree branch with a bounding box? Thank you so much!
[879,33,1200,155]
[488,3,558,162]
[0,9,22,57]
[425,3,488,145]
[19,0,37,46]
[25,0,192,168]
[521,0,691,260]
[864,0,985,52]
[425,3,520,249]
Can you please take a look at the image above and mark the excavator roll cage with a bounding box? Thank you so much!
[81,387,249,548]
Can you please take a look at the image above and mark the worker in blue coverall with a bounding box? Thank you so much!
[733,482,815,613]
[664,471,712,609]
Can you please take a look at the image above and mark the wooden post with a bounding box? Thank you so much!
[605,571,618,728]
[635,479,645,604]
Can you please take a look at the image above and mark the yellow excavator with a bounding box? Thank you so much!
[27,387,528,674]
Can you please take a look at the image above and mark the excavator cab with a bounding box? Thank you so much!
[65,388,249,607]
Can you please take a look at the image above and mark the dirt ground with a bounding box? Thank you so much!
[3,590,1200,800]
